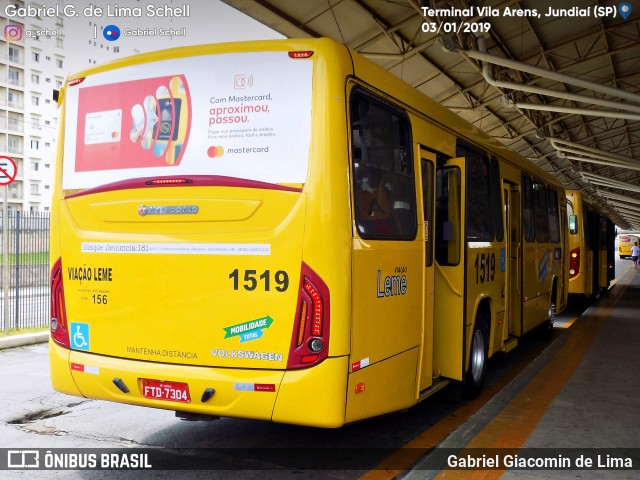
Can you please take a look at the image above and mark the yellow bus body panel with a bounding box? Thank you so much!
[272,357,348,427]
[345,348,419,423]
[58,186,305,370]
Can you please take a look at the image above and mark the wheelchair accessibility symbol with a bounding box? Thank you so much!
[70,322,90,351]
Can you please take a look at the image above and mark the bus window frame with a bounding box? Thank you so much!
[457,141,493,242]
[349,87,418,241]
[421,157,435,267]
[435,165,462,266]
[569,215,578,234]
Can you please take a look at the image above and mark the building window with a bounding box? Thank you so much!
[8,69,20,86]
[32,161,40,171]
[8,90,23,108]
[8,114,21,131]
[32,96,40,106]
[31,139,40,149]
[8,136,22,154]
[33,52,40,62]
[9,46,21,63]
[31,184,40,195]
[56,58,63,68]
[56,37,63,48]
[31,73,40,84]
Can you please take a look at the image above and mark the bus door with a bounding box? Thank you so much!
[507,184,523,337]
[433,158,465,381]
[418,150,435,392]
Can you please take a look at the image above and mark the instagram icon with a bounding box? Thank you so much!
[4,24,23,42]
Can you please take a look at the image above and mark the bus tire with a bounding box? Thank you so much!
[541,300,555,340]
[462,314,488,399]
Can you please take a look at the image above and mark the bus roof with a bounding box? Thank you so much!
[62,37,561,189]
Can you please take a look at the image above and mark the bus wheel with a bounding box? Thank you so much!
[541,301,555,340]
[462,315,488,399]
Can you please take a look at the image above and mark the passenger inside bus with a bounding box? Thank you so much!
[355,168,394,236]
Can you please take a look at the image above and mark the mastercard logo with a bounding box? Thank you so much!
[207,146,224,158]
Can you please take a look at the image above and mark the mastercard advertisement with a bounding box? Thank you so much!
[75,75,191,172]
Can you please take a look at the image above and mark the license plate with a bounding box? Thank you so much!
[141,379,191,403]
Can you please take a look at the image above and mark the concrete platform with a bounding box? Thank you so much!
[405,266,640,479]
[0,330,49,350]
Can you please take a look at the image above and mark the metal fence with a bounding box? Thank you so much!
[1,211,50,332]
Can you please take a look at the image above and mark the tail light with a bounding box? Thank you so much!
[287,263,330,369]
[569,247,580,279]
[50,258,70,348]
[288,51,314,59]
[67,77,86,87]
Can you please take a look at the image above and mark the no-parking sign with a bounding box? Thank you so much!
[0,156,17,186]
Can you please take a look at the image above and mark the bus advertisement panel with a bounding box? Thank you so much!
[62,52,312,190]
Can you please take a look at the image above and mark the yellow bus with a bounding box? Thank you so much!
[618,234,639,259]
[50,38,567,427]
[566,190,615,298]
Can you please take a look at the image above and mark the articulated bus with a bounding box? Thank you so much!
[566,190,615,298]
[50,38,567,427]
[618,234,639,259]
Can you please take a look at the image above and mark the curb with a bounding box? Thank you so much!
[0,331,49,350]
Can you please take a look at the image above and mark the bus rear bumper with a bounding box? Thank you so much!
[50,342,348,427]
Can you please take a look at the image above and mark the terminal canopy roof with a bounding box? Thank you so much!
[224,0,640,229]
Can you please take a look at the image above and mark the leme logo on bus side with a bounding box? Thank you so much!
[138,205,199,216]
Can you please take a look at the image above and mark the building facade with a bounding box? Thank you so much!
[1,0,65,212]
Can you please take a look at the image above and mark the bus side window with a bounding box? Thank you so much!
[350,90,416,240]
[569,215,578,234]
[522,174,535,242]
[436,166,461,265]
[532,180,550,243]
[548,188,561,243]
[421,158,434,266]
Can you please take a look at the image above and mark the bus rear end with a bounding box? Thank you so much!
[618,235,638,259]
[49,40,353,427]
